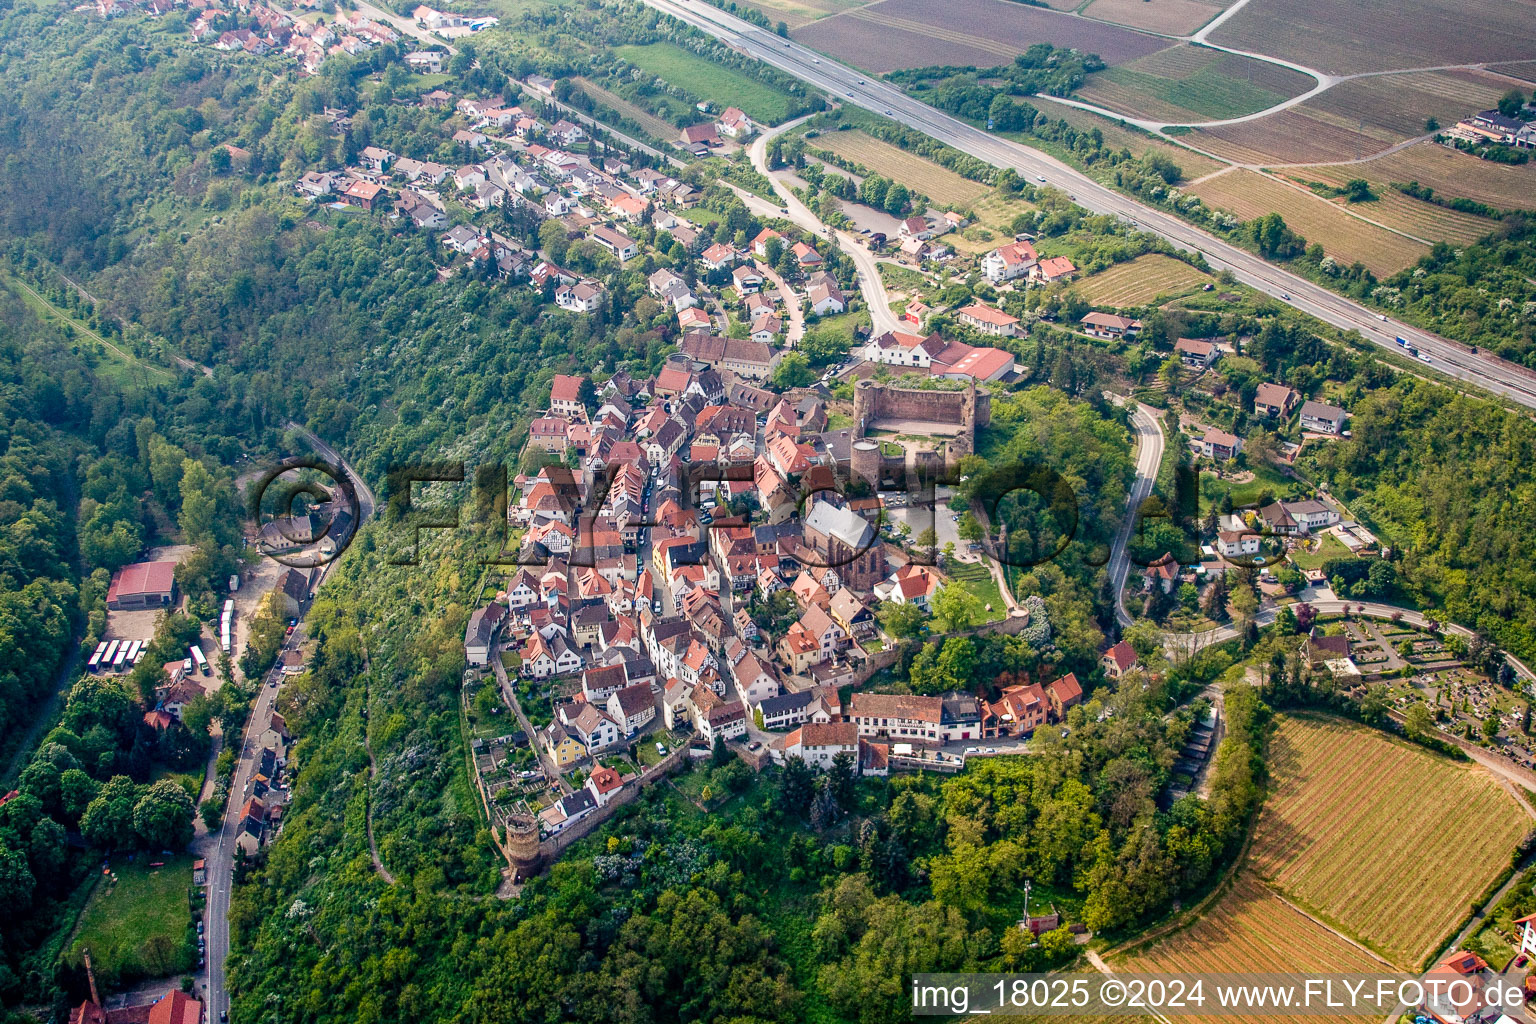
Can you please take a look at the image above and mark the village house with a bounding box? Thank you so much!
[1198,427,1243,461]
[982,240,1037,284]
[1100,640,1138,680]
[1174,338,1219,369]
[1299,399,1348,434]
[955,303,1022,338]
[1080,312,1142,339]
[1253,382,1299,418]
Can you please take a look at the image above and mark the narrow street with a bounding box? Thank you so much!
[490,653,573,796]
[202,430,375,1023]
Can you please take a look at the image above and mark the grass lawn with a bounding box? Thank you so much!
[65,854,196,985]
[1289,532,1354,570]
[1199,463,1293,508]
[615,43,795,124]
[803,308,870,343]
[678,206,723,228]
[946,560,1007,621]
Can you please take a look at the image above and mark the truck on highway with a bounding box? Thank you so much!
[1396,336,1409,347]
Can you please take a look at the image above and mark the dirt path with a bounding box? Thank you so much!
[4,272,173,380]
[361,646,397,885]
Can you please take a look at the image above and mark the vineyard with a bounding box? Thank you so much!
[793,0,1166,73]
[1207,0,1536,74]
[1080,0,1227,36]
[812,129,991,206]
[1309,142,1536,213]
[1072,254,1213,307]
[1029,97,1229,182]
[1188,68,1515,165]
[1189,169,1429,277]
[1282,171,1503,247]
[1249,715,1529,968]
[1119,874,1385,1024]
[739,0,867,29]
[1074,46,1313,123]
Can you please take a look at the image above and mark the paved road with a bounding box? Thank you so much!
[1108,401,1167,628]
[642,0,1536,411]
[203,431,375,1023]
[746,117,902,335]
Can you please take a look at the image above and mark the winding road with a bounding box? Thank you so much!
[1108,401,1167,628]
[202,429,375,1024]
[747,116,903,334]
[643,0,1536,411]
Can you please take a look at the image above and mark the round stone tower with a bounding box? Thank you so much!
[853,379,878,437]
[851,439,881,490]
[502,813,541,875]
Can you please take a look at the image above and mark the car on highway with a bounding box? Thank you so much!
[1377,314,1388,321]
[884,109,893,115]
[1036,174,1046,183]
[1281,292,1291,300]
[812,57,819,63]
[857,79,864,84]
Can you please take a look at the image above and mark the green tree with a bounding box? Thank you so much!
[80,776,144,852]
[932,584,985,632]
[133,779,197,850]
[772,352,815,388]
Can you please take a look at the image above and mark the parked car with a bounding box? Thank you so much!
[656,742,668,755]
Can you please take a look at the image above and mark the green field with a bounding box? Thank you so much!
[1289,531,1353,570]
[615,43,795,125]
[1198,463,1294,508]
[1073,254,1213,307]
[946,560,1007,621]
[65,854,197,985]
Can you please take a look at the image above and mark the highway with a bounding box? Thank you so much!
[641,0,1536,411]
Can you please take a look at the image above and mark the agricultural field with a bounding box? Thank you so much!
[64,855,198,983]
[1490,61,1536,85]
[1080,0,1226,35]
[1074,44,1315,123]
[1280,172,1503,246]
[1119,874,1386,1024]
[1207,0,1536,74]
[1249,715,1529,968]
[1308,142,1536,213]
[1189,169,1429,276]
[614,43,796,124]
[1028,97,1229,180]
[741,0,868,29]
[811,129,992,205]
[570,76,682,142]
[1188,68,1518,166]
[1071,254,1213,306]
[791,0,1168,73]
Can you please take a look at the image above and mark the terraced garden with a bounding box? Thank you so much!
[1119,873,1385,1024]
[1072,254,1212,307]
[1249,714,1529,967]
[811,129,991,205]
[1189,169,1428,276]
